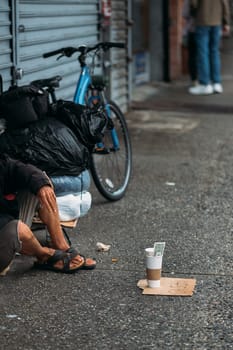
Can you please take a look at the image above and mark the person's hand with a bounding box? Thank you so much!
[223,25,230,36]
[37,185,57,212]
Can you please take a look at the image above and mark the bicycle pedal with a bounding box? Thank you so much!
[94,147,110,154]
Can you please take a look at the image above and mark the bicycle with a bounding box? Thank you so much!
[31,42,132,201]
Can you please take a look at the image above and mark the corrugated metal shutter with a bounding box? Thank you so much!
[17,0,100,100]
[110,0,129,112]
[0,0,14,91]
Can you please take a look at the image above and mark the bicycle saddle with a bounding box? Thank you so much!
[31,75,62,89]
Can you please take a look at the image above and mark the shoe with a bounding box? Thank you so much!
[189,84,214,95]
[34,249,85,274]
[213,83,223,94]
[192,80,199,86]
[66,247,96,270]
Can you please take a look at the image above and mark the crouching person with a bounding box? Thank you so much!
[0,154,96,276]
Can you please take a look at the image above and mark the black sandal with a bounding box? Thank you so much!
[34,249,84,274]
[66,247,96,270]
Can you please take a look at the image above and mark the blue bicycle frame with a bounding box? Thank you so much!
[73,65,119,149]
[73,66,90,105]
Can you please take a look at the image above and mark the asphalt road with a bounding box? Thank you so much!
[1,98,233,350]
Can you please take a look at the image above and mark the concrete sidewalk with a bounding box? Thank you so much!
[1,35,233,350]
[131,35,233,114]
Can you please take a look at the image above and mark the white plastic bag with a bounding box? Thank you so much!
[56,191,92,221]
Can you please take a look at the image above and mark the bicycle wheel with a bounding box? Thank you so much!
[90,100,132,201]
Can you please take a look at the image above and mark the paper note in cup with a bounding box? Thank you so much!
[153,242,165,256]
[145,242,165,288]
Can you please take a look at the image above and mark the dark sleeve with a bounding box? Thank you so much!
[5,157,51,195]
[222,0,230,25]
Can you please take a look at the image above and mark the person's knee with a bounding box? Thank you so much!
[38,197,58,223]
[18,221,34,241]
[0,220,21,275]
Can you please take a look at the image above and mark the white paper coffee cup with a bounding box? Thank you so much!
[145,248,163,288]
[145,247,154,257]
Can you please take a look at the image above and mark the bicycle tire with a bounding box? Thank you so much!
[90,100,132,201]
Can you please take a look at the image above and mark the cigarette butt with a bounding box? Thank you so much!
[111,258,118,263]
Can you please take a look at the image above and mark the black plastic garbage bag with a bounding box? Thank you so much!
[0,118,90,176]
[0,84,50,129]
[52,100,108,149]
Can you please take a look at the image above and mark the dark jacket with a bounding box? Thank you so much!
[0,155,51,229]
[190,0,230,26]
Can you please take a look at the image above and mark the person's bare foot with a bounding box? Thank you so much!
[65,247,96,270]
[54,254,96,271]
[35,248,96,273]
[54,253,85,270]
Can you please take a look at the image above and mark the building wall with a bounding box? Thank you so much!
[0,0,130,112]
[149,0,164,81]
[131,0,150,85]
[169,0,184,80]
[0,0,14,91]
[131,0,186,84]
[110,0,129,112]
[17,0,100,101]
[131,0,164,84]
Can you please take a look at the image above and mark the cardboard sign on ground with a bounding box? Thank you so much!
[137,277,196,296]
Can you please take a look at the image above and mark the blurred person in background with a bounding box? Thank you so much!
[189,0,230,95]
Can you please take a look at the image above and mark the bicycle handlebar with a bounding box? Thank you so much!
[43,42,125,58]
[43,47,77,58]
[102,42,125,49]
[43,48,65,58]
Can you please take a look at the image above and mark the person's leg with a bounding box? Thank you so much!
[209,25,222,83]
[0,220,21,274]
[38,199,70,251]
[189,26,213,94]
[0,219,91,275]
[38,197,96,268]
[18,220,85,271]
[195,26,210,85]
[0,220,57,274]
[18,221,54,260]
